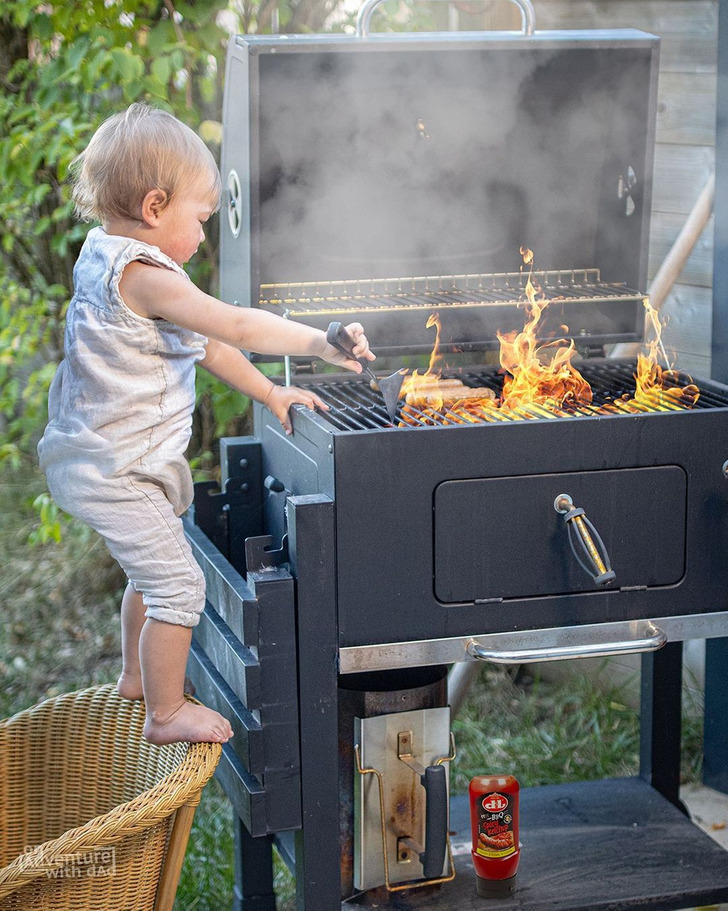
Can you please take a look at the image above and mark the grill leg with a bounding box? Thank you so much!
[233,818,276,911]
[639,641,687,813]
[703,636,728,793]
[287,495,341,911]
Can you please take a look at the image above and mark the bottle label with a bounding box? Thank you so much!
[475,792,516,859]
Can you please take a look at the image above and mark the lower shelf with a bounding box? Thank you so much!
[343,777,728,910]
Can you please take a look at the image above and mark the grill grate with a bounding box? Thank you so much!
[260,269,641,315]
[309,362,726,432]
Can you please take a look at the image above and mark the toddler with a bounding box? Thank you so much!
[38,103,373,746]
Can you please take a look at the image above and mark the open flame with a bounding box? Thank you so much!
[498,249,592,412]
[621,300,700,411]
[399,248,700,425]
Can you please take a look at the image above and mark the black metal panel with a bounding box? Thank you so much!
[639,643,686,812]
[188,625,303,835]
[194,605,261,709]
[186,453,303,836]
[214,741,268,838]
[247,569,301,778]
[712,0,728,383]
[233,821,276,911]
[258,411,335,547]
[433,466,686,602]
[286,495,342,910]
[185,519,260,648]
[221,437,266,573]
[187,641,264,773]
[192,437,264,577]
[703,637,728,793]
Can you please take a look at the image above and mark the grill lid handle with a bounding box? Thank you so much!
[356,0,536,37]
[466,622,667,665]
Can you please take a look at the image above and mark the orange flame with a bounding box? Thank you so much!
[398,251,700,425]
[497,252,591,412]
[399,313,465,413]
[616,299,700,412]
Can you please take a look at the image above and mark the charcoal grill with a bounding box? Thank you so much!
[185,5,728,910]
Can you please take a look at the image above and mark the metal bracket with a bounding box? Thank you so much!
[192,437,263,576]
[245,533,290,572]
[397,730,425,775]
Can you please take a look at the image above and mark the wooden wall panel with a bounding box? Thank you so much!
[657,72,717,146]
[657,283,712,379]
[649,212,714,287]
[652,144,715,215]
[533,0,716,48]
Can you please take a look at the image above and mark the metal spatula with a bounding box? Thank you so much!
[326,321,405,422]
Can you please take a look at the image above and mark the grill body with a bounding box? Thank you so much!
[256,364,728,660]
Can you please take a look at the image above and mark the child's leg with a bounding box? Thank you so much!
[48,465,232,744]
[117,582,145,700]
[139,617,233,745]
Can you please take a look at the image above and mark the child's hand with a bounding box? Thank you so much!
[321,322,375,372]
[264,384,329,436]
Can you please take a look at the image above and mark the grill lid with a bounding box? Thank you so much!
[221,26,660,355]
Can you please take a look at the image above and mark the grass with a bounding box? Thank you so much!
[0,459,706,910]
[451,663,704,792]
[0,462,125,719]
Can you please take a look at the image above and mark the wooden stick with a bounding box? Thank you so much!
[649,172,715,311]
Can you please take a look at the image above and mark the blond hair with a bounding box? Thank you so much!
[71,103,221,223]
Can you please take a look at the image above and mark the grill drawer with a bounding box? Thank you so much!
[434,466,687,603]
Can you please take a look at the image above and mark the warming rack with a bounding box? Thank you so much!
[259,269,642,315]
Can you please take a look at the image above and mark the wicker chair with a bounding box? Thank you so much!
[0,684,222,911]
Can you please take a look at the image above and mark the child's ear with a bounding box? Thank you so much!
[140,188,169,225]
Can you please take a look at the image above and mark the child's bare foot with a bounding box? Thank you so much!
[143,700,234,745]
[117,671,144,701]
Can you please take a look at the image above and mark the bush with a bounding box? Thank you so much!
[0,0,353,469]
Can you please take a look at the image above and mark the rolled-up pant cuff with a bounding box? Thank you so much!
[144,603,203,628]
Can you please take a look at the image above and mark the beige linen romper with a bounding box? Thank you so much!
[38,227,208,627]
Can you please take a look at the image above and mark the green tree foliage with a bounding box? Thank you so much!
[0,2,218,458]
[0,0,349,468]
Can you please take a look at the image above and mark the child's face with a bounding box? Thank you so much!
[153,175,217,266]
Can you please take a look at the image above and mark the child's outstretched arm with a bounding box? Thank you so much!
[200,339,330,435]
[119,262,374,434]
[119,262,374,371]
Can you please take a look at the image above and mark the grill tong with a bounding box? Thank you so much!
[326,321,405,422]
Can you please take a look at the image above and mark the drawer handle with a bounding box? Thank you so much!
[554,493,616,586]
[467,623,667,665]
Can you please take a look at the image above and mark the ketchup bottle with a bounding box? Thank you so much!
[468,775,520,898]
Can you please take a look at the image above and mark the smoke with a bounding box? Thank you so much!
[252,39,654,288]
